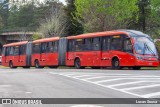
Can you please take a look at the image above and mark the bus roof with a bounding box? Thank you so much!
[33,37,60,44]
[67,30,128,39]
[67,30,150,40]
[3,41,28,47]
[118,29,150,38]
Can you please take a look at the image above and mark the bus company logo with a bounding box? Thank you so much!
[2,99,11,104]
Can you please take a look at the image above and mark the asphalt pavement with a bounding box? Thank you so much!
[0,67,160,107]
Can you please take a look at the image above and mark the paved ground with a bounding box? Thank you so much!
[0,67,160,107]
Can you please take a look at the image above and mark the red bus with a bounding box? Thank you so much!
[31,37,60,68]
[66,30,159,69]
[2,41,32,68]
[1,30,159,69]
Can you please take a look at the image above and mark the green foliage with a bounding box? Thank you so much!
[155,41,160,57]
[74,0,138,32]
[32,33,42,40]
[37,0,68,37]
[7,3,38,29]
[65,0,83,36]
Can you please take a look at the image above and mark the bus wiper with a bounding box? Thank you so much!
[144,43,155,56]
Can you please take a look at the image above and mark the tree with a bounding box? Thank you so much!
[65,0,83,36]
[0,0,9,29]
[74,0,138,32]
[37,0,68,37]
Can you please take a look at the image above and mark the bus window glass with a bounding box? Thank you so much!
[68,40,75,52]
[111,36,122,50]
[75,39,84,51]
[54,41,58,52]
[93,37,100,51]
[124,38,133,53]
[134,37,157,55]
[84,38,92,51]
[41,43,47,53]
[49,41,58,52]
[102,37,110,51]
[9,47,14,55]
[19,45,26,55]
[33,44,40,54]
[14,46,19,56]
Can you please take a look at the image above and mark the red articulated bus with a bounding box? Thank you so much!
[1,30,159,69]
[66,30,159,70]
[31,37,60,68]
[2,41,31,68]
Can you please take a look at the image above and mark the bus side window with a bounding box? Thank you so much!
[2,47,6,56]
[19,45,26,55]
[54,41,58,52]
[111,36,122,50]
[33,44,40,54]
[5,47,8,56]
[14,46,19,56]
[41,43,47,53]
[84,38,92,51]
[102,37,110,51]
[93,37,100,51]
[68,40,75,52]
[124,38,133,53]
[50,41,58,52]
[75,39,84,51]
[9,47,14,55]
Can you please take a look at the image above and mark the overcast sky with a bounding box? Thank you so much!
[59,0,66,5]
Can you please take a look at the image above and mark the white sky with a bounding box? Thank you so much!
[59,0,66,5]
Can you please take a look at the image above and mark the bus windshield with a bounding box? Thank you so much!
[134,37,157,55]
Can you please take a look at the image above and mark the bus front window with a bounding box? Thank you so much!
[134,37,157,56]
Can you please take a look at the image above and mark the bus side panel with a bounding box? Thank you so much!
[66,52,74,66]
[1,47,7,66]
[31,54,41,66]
[92,51,101,66]
[75,51,93,66]
[47,52,58,66]
[19,55,26,66]
[58,38,67,66]
[110,51,135,66]
[26,42,32,66]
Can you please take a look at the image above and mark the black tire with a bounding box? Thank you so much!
[74,58,84,69]
[35,60,43,68]
[9,61,17,69]
[112,58,120,69]
[132,67,141,70]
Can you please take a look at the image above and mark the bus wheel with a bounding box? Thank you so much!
[35,60,41,68]
[74,58,84,69]
[132,67,141,70]
[112,58,120,69]
[9,61,16,69]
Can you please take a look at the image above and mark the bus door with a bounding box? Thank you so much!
[92,37,101,66]
[40,42,47,66]
[19,45,26,66]
[13,46,20,66]
[122,37,135,66]
[2,47,7,66]
[67,40,75,66]
[101,37,111,66]
[47,41,58,66]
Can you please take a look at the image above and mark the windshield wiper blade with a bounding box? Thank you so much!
[144,43,155,56]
